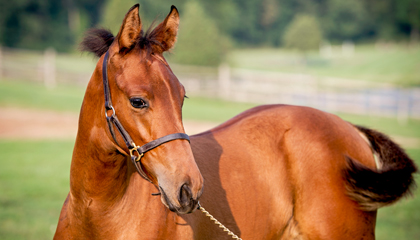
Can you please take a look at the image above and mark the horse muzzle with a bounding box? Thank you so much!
[160,183,202,214]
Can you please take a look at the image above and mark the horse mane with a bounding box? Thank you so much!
[80,24,166,57]
[80,28,115,57]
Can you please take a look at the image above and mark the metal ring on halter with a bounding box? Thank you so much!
[129,144,144,162]
[105,106,116,118]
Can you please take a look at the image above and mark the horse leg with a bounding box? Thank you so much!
[284,139,377,239]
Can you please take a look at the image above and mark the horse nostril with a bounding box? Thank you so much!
[179,183,192,205]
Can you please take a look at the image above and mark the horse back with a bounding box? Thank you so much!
[190,104,402,239]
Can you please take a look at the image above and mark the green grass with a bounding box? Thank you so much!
[336,113,420,139]
[376,148,420,240]
[0,79,84,112]
[55,52,97,74]
[229,44,420,86]
[183,96,257,122]
[0,141,418,240]
[0,140,73,240]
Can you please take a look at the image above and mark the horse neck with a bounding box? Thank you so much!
[69,69,151,204]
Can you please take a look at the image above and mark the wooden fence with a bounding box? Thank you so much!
[0,47,92,87]
[1,47,419,120]
[172,65,420,121]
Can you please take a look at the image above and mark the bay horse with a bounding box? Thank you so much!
[54,5,417,240]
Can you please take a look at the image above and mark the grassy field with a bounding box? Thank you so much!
[0,142,419,240]
[0,140,73,240]
[1,78,419,239]
[0,79,84,112]
[229,44,420,86]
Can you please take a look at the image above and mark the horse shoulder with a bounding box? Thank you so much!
[189,105,298,239]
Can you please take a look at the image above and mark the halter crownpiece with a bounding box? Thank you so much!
[101,51,190,182]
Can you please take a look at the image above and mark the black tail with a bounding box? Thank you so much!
[344,125,417,211]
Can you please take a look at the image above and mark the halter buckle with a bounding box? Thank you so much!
[129,144,144,162]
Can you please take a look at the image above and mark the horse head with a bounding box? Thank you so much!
[80,4,203,214]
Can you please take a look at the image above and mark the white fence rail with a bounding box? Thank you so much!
[0,47,92,87]
[173,65,420,120]
[1,47,419,120]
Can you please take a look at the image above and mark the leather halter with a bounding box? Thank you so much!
[102,51,190,183]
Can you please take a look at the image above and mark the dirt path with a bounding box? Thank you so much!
[0,107,217,140]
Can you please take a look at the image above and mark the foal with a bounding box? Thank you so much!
[54,4,417,240]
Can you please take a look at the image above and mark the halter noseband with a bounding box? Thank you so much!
[102,51,190,183]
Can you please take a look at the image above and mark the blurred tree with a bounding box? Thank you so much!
[101,0,189,34]
[199,0,241,39]
[170,0,230,66]
[396,0,420,43]
[365,0,397,40]
[0,0,106,51]
[293,0,322,16]
[101,0,138,34]
[283,14,322,52]
[228,0,263,45]
[137,0,186,26]
[1,0,419,52]
[260,0,279,28]
[0,0,73,51]
[74,0,104,27]
[321,0,370,41]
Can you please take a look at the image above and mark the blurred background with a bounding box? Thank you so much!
[0,0,419,239]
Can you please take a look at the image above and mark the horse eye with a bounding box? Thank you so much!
[130,98,148,109]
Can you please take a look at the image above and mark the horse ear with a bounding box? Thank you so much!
[150,5,180,52]
[117,4,141,52]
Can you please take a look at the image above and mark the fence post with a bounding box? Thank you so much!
[44,47,56,88]
[218,63,230,99]
[320,41,332,58]
[342,41,355,58]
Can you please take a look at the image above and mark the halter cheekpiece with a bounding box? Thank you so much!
[101,51,190,182]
